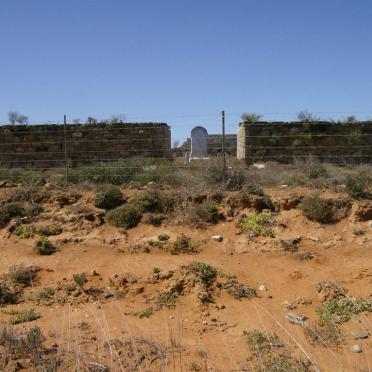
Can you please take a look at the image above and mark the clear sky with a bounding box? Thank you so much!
[1,0,371,142]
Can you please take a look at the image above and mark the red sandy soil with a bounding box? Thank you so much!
[0,185,371,371]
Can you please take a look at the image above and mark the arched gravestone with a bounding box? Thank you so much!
[190,126,208,160]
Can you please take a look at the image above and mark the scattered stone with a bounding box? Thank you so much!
[323,240,337,249]
[297,296,312,305]
[103,291,114,299]
[280,185,288,189]
[308,236,320,243]
[258,285,267,292]
[351,344,363,353]
[285,312,307,325]
[212,235,223,242]
[281,301,297,310]
[351,331,369,340]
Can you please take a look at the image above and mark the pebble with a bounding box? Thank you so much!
[368,221,372,228]
[258,285,267,292]
[351,331,369,340]
[212,235,223,242]
[351,344,363,353]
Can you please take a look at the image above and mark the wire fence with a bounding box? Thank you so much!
[0,113,371,185]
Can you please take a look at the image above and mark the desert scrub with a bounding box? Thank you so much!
[30,288,54,304]
[0,279,19,305]
[244,330,283,356]
[345,172,370,199]
[304,322,342,347]
[185,262,217,286]
[4,308,41,325]
[132,307,153,318]
[143,213,166,226]
[106,204,142,229]
[317,297,372,325]
[13,225,36,238]
[239,212,274,237]
[7,265,38,287]
[35,237,56,255]
[191,201,220,224]
[36,223,62,236]
[93,184,125,210]
[157,288,181,309]
[221,278,256,300]
[299,193,333,223]
[170,235,197,255]
[132,190,174,213]
[73,273,87,287]
[0,203,24,227]
[25,203,43,217]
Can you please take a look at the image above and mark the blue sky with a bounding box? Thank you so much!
[1,0,371,142]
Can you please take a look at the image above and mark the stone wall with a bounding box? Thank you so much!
[237,121,372,164]
[207,134,237,156]
[0,123,171,168]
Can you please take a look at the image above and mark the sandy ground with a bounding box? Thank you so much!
[0,185,371,371]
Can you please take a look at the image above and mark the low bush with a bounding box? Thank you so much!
[30,288,54,304]
[0,279,19,305]
[132,307,153,318]
[185,262,217,286]
[25,203,43,217]
[299,193,333,223]
[170,235,197,255]
[239,212,274,237]
[13,225,36,238]
[35,237,56,255]
[0,203,24,227]
[132,190,174,213]
[6,308,41,325]
[192,201,220,224]
[304,322,341,346]
[106,204,142,229]
[37,223,62,237]
[73,273,87,287]
[345,172,370,199]
[93,184,125,210]
[12,186,50,204]
[143,214,166,226]
[317,297,372,325]
[222,278,256,300]
[245,330,282,356]
[7,265,38,287]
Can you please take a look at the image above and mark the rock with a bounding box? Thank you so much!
[103,291,114,299]
[351,331,369,340]
[281,301,296,310]
[353,201,372,222]
[212,235,223,242]
[323,240,337,249]
[258,285,267,292]
[285,312,307,325]
[308,236,320,243]
[368,221,372,228]
[297,296,312,305]
[280,185,288,189]
[351,344,363,353]
[280,236,301,252]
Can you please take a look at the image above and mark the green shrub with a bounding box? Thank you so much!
[185,262,217,286]
[106,204,142,229]
[245,330,282,356]
[9,308,41,325]
[25,203,43,217]
[170,235,197,255]
[317,297,372,325]
[132,190,174,213]
[37,224,62,236]
[30,288,55,304]
[13,225,36,238]
[239,212,274,237]
[132,307,153,318]
[0,203,24,227]
[345,172,370,199]
[93,184,125,210]
[73,273,87,287]
[299,193,333,223]
[35,237,56,255]
[158,233,170,241]
[143,214,166,226]
[222,278,256,300]
[305,163,328,179]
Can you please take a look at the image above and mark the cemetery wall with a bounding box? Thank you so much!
[0,123,171,168]
[237,121,372,164]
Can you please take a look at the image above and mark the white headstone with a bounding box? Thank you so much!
[190,126,208,160]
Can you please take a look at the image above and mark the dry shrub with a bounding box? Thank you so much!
[0,203,24,227]
[299,193,334,223]
[93,184,125,210]
[106,204,142,229]
[7,265,38,287]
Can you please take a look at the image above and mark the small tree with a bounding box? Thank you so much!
[241,113,263,123]
[72,118,81,124]
[86,116,98,125]
[345,115,357,124]
[8,111,28,125]
[297,110,319,123]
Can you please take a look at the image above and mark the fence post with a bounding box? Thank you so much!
[63,115,68,186]
[222,110,226,174]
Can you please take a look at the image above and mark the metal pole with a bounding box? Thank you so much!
[63,115,68,186]
[222,110,226,171]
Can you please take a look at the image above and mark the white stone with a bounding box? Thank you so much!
[212,235,223,242]
[258,285,267,292]
[351,344,363,353]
